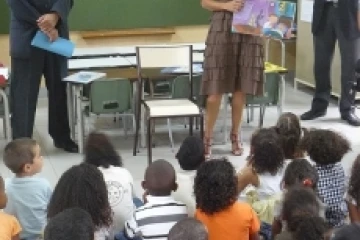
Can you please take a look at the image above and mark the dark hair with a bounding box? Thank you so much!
[250,128,284,175]
[176,136,205,171]
[348,155,360,208]
[274,112,305,159]
[47,163,112,229]
[283,159,318,190]
[331,223,360,240]
[3,138,38,173]
[44,208,95,240]
[194,158,238,214]
[299,129,350,165]
[282,187,327,240]
[168,218,208,240]
[144,159,176,196]
[84,132,123,168]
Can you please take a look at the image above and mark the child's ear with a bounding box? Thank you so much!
[23,163,32,173]
[141,181,147,191]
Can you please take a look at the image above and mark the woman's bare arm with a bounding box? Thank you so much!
[201,0,242,12]
[201,0,226,11]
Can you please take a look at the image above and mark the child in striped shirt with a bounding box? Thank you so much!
[118,160,188,240]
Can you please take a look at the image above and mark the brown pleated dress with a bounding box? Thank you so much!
[201,1,265,96]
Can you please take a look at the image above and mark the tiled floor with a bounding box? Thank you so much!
[0,82,359,197]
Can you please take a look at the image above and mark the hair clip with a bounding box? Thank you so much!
[303,178,313,187]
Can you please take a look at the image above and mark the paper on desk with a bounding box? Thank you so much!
[172,65,203,73]
[300,0,313,23]
[63,71,106,84]
[31,31,75,58]
[0,67,9,79]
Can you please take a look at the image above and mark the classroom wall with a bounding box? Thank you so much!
[0,25,296,70]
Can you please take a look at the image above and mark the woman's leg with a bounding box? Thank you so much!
[231,91,245,155]
[204,94,223,158]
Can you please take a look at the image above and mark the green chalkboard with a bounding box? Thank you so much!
[0,0,210,34]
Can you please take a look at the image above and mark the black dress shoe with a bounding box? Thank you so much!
[300,109,327,120]
[341,111,360,126]
[54,139,79,153]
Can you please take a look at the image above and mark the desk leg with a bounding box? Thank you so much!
[278,74,286,115]
[75,85,84,154]
[67,84,75,140]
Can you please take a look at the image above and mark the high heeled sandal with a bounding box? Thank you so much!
[230,133,244,156]
[204,137,212,160]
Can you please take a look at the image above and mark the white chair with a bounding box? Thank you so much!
[132,45,204,165]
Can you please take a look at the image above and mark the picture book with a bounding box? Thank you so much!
[232,0,297,39]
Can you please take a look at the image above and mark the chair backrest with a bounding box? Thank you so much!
[136,45,194,99]
[89,78,132,115]
[246,72,280,105]
[171,75,190,99]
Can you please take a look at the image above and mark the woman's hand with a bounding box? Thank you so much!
[223,0,244,12]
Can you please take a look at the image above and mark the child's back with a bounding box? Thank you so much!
[300,129,350,228]
[123,160,188,240]
[196,201,259,239]
[0,175,22,240]
[172,136,206,216]
[84,132,136,232]
[195,159,260,240]
[5,177,52,238]
[3,139,52,239]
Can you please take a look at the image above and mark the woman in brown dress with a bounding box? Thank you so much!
[201,0,264,159]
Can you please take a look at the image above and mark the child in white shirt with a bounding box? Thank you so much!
[84,132,138,233]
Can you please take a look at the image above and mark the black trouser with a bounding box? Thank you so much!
[312,3,360,114]
[10,48,71,141]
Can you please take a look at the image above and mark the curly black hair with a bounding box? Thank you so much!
[44,208,95,240]
[274,112,306,159]
[299,129,351,165]
[168,218,208,240]
[250,128,284,175]
[84,131,123,168]
[194,158,238,215]
[47,163,113,229]
[176,136,205,171]
[283,159,318,191]
[348,155,360,208]
[283,187,328,240]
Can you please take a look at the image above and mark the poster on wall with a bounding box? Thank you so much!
[232,0,297,39]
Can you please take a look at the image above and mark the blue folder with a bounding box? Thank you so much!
[31,31,75,58]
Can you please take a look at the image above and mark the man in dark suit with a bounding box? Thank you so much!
[301,0,360,126]
[7,0,78,152]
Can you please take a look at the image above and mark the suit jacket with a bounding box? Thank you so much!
[7,0,73,58]
[312,0,360,40]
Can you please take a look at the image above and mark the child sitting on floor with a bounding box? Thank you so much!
[271,159,325,239]
[168,218,208,240]
[118,159,188,240]
[345,154,360,223]
[331,224,360,240]
[195,158,260,240]
[47,164,113,240]
[84,132,138,233]
[300,129,350,228]
[0,175,22,240]
[276,187,328,240]
[237,128,285,239]
[3,138,52,240]
[272,112,307,162]
[172,136,205,216]
[44,208,94,240]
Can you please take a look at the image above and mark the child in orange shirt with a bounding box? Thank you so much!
[195,158,260,240]
[0,175,21,240]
